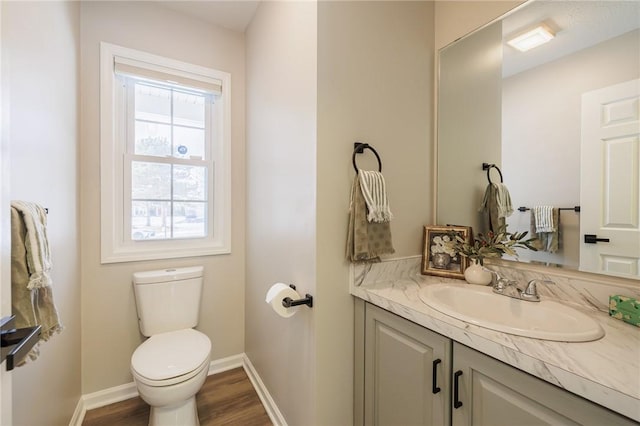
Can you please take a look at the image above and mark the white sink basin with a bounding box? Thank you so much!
[419,284,605,342]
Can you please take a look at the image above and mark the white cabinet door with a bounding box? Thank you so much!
[452,342,636,426]
[363,303,451,426]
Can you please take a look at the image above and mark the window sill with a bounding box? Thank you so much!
[101,241,230,264]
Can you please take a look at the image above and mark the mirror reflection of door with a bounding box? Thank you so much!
[580,79,640,278]
[437,1,640,279]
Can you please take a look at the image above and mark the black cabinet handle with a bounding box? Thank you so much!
[453,370,463,409]
[432,359,441,394]
[584,234,610,244]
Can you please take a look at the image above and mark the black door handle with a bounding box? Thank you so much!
[453,370,463,408]
[584,234,610,244]
[432,359,441,394]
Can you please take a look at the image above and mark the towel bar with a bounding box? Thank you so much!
[518,206,581,213]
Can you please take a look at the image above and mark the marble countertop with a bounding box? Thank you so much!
[350,257,640,422]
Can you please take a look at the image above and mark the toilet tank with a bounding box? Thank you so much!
[133,266,204,337]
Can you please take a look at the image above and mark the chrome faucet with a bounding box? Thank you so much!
[490,275,555,302]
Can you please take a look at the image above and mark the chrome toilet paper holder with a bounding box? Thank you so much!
[282,285,313,309]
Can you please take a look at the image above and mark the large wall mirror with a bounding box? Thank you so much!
[437,0,640,280]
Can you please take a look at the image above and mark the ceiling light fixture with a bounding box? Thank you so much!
[507,25,555,52]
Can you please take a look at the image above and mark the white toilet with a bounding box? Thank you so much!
[131,266,211,426]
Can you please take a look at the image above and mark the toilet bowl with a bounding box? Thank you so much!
[131,328,211,426]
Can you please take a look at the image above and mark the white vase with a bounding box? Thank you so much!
[464,259,493,285]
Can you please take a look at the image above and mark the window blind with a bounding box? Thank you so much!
[114,56,222,94]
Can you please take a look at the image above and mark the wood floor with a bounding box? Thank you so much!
[82,367,272,426]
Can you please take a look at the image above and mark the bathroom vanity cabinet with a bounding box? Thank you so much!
[362,302,451,425]
[357,302,636,426]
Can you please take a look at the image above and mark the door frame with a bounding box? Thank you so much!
[0,1,15,423]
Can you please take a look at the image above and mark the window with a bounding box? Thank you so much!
[100,43,231,263]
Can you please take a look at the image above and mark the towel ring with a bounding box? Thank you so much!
[353,142,382,173]
[482,162,503,184]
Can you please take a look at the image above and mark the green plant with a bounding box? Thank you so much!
[447,225,537,266]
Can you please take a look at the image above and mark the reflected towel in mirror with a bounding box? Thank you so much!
[479,183,513,233]
[530,207,560,253]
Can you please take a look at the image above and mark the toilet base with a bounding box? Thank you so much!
[133,354,210,426]
[149,396,199,426]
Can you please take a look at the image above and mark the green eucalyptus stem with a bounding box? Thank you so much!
[446,224,538,266]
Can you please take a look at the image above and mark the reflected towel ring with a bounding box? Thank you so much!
[482,162,503,184]
[353,142,382,173]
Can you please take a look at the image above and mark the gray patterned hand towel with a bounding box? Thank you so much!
[346,174,395,263]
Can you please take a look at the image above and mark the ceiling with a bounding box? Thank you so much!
[502,1,640,77]
[158,0,260,32]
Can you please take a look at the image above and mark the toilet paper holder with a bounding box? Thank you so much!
[282,285,313,309]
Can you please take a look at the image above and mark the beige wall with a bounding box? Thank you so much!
[2,1,82,425]
[79,1,246,393]
[246,1,433,424]
[245,2,318,424]
[316,1,433,422]
[317,1,435,260]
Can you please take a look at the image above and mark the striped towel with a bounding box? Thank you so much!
[358,170,393,223]
[530,208,560,253]
[533,206,556,233]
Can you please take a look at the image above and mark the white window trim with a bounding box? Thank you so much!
[100,42,231,263]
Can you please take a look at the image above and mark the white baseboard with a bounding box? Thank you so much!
[68,353,275,426]
[69,381,138,426]
[207,353,244,375]
[68,399,86,426]
[242,354,288,426]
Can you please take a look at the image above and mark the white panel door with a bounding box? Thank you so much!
[580,79,640,278]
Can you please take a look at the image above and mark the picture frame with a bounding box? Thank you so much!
[421,225,472,279]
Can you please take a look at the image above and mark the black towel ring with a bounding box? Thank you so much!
[482,162,503,184]
[353,142,382,173]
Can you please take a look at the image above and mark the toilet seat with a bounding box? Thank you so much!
[131,329,211,387]
[132,356,210,387]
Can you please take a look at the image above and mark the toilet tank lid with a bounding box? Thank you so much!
[133,266,203,285]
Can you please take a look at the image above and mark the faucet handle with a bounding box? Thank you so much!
[524,280,538,297]
[522,279,555,301]
[525,279,555,294]
[493,278,515,293]
[483,268,502,284]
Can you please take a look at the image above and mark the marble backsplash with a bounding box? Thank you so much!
[353,256,640,314]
